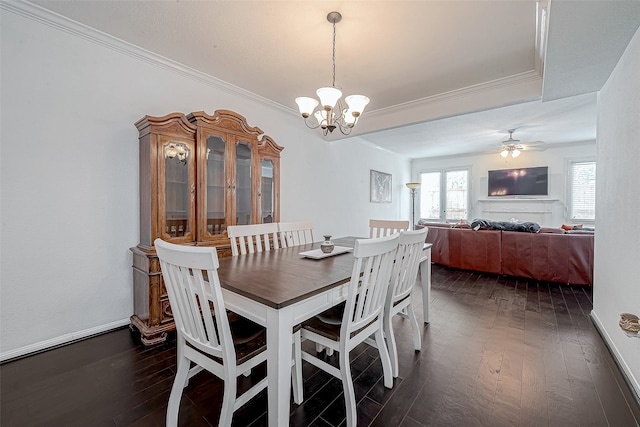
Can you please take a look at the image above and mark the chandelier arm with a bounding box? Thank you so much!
[303,116,321,129]
[336,124,353,135]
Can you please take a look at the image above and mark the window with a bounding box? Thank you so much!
[567,159,596,223]
[419,168,470,222]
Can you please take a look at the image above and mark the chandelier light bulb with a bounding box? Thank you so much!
[295,97,319,118]
[317,87,342,110]
[345,95,370,116]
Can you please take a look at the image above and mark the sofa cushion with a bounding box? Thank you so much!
[448,228,502,274]
[424,226,450,265]
[539,227,565,234]
[562,223,583,230]
[501,231,594,285]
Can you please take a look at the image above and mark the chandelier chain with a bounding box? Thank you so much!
[332,19,337,88]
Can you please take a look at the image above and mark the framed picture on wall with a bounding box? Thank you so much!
[370,170,392,203]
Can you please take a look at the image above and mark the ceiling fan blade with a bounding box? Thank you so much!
[522,144,546,151]
[523,140,545,147]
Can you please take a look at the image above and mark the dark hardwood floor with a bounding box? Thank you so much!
[2,265,639,426]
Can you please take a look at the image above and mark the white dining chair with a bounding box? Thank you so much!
[369,219,410,238]
[277,221,315,247]
[154,239,269,427]
[296,234,399,427]
[227,223,280,256]
[384,228,429,378]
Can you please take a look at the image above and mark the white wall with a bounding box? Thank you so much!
[411,142,596,227]
[592,25,640,397]
[0,5,409,358]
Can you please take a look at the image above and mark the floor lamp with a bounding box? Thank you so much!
[406,182,421,230]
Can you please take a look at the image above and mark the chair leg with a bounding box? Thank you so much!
[219,371,237,427]
[375,328,393,389]
[407,302,422,351]
[339,349,357,427]
[291,330,303,404]
[385,310,399,378]
[166,354,190,427]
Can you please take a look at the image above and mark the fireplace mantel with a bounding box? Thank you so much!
[475,198,560,226]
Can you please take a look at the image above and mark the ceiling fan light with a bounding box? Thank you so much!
[316,87,342,109]
[500,149,509,158]
[345,95,370,115]
[295,97,319,118]
[512,149,521,158]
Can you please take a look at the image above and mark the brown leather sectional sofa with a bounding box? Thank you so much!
[417,221,595,285]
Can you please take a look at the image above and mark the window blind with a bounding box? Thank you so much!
[570,161,596,221]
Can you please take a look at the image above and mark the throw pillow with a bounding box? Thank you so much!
[561,224,582,231]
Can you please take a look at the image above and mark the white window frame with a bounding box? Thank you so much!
[418,167,471,223]
[565,157,596,225]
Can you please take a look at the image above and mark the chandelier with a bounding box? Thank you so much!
[295,11,369,136]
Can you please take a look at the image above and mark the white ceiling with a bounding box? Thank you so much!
[29,0,640,159]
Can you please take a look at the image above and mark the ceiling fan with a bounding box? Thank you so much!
[497,129,545,158]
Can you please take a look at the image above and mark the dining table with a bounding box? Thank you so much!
[216,236,432,427]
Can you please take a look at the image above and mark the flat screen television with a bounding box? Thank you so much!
[487,166,548,196]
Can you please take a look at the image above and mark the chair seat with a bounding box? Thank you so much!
[303,313,342,340]
[304,301,375,341]
[392,293,411,308]
[227,312,264,344]
[315,302,345,326]
[227,313,267,364]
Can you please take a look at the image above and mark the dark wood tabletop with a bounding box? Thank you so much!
[216,236,361,309]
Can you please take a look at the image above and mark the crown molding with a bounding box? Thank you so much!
[1,0,292,115]
[328,70,543,141]
[373,70,541,115]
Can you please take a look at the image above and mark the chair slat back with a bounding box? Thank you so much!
[369,219,410,238]
[227,223,280,256]
[342,234,399,341]
[278,221,315,247]
[388,229,429,305]
[154,239,234,361]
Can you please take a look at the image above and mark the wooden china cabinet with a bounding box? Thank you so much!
[130,110,283,345]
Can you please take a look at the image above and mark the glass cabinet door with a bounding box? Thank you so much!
[205,135,227,236]
[260,159,274,223]
[161,138,195,242]
[235,141,252,225]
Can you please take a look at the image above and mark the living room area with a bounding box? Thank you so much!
[2,1,639,425]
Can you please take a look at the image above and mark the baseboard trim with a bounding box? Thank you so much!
[0,318,131,363]
[590,311,640,413]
